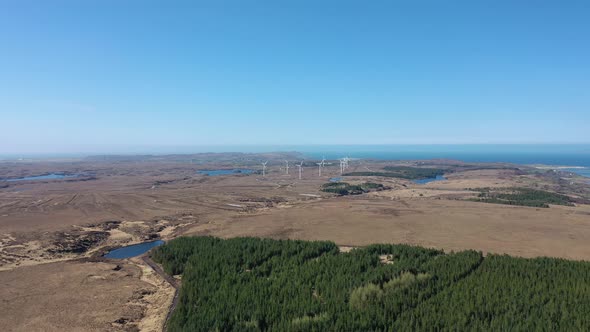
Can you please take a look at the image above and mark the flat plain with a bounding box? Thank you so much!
[1,153,589,331]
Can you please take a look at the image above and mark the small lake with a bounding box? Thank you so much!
[197,169,254,176]
[4,173,78,182]
[104,240,165,259]
[329,177,343,182]
[413,175,446,185]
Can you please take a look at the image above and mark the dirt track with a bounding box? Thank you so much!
[142,255,180,331]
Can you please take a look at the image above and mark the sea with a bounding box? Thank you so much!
[1,145,589,178]
[299,145,590,179]
[297,144,587,162]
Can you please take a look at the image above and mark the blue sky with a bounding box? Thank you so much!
[1,1,589,153]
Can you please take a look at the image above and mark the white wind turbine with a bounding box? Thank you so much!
[284,160,290,175]
[343,156,350,169]
[317,157,326,177]
[261,161,268,177]
[296,161,304,180]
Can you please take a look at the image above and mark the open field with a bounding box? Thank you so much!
[1,154,589,331]
[0,259,162,332]
[195,197,590,260]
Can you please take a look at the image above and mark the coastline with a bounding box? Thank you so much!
[533,165,587,170]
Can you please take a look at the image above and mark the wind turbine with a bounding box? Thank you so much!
[284,160,290,175]
[296,161,303,180]
[317,158,325,177]
[261,161,268,177]
[339,158,345,174]
[343,156,350,169]
[344,157,349,172]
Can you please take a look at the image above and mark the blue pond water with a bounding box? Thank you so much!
[197,169,254,176]
[4,173,78,182]
[413,175,446,185]
[104,240,165,259]
[329,177,343,182]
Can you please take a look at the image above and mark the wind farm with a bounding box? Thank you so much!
[258,156,351,180]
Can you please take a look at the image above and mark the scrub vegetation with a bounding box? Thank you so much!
[152,237,590,331]
[343,166,445,180]
[321,182,386,195]
[470,187,574,208]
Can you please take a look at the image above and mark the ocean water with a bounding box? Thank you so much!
[2,145,589,177]
[299,144,589,171]
[563,168,590,180]
[299,145,590,179]
[302,146,589,165]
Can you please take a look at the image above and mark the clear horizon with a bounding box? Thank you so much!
[3,144,590,169]
[2,143,590,157]
[2,1,589,152]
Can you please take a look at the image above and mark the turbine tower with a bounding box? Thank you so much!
[317,158,325,177]
[296,161,303,180]
[340,156,350,172]
[261,161,268,177]
[284,160,289,175]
